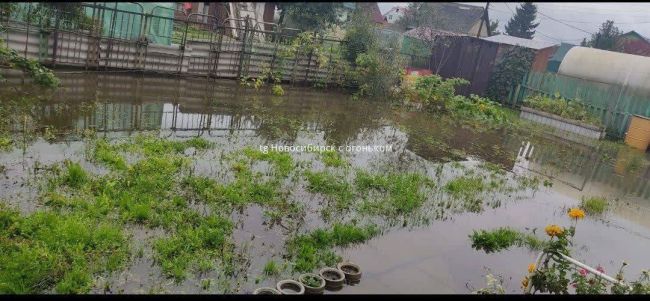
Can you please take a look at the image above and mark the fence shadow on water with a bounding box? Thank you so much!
[0,2,349,85]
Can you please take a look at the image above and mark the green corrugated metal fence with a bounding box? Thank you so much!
[506,71,650,138]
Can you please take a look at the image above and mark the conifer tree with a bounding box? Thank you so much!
[505,2,539,39]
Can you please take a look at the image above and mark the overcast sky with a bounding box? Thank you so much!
[377,2,650,44]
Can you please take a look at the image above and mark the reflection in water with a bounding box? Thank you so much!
[1,71,650,294]
[3,72,650,202]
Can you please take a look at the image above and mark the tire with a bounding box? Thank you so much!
[337,262,362,283]
[253,287,281,295]
[319,267,345,290]
[276,279,305,295]
[298,273,326,294]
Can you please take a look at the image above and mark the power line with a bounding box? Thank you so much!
[536,10,594,35]
[500,3,585,44]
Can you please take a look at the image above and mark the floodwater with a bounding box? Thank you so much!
[1,71,649,294]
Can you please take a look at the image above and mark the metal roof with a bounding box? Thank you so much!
[404,27,468,39]
[481,34,557,50]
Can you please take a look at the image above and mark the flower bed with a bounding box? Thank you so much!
[520,106,606,140]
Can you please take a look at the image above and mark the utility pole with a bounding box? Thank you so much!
[477,2,490,38]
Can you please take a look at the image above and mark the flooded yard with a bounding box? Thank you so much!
[1,72,649,294]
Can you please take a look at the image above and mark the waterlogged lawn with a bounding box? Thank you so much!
[0,129,550,293]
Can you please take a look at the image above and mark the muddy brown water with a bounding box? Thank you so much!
[1,71,649,294]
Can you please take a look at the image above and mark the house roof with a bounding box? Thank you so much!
[481,34,558,50]
[384,6,408,16]
[404,27,468,39]
[357,2,386,25]
[620,31,650,44]
[424,3,485,34]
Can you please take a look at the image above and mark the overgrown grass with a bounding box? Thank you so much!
[92,139,127,171]
[263,260,280,276]
[445,176,485,198]
[304,170,354,209]
[469,227,546,253]
[580,197,608,215]
[317,149,348,168]
[0,204,129,294]
[153,215,232,281]
[355,171,433,215]
[286,223,379,273]
[243,147,294,177]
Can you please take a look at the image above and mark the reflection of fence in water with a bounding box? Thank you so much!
[513,137,650,199]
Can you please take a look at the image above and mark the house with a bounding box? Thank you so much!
[383,6,407,24]
[406,3,489,37]
[173,2,229,24]
[481,34,559,72]
[614,31,650,57]
[338,2,386,25]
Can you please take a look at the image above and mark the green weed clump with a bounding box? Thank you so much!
[62,161,88,189]
[113,134,213,157]
[0,136,12,151]
[0,205,129,294]
[243,147,294,177]
[580,197,608,215]
[469,227,546,253]
[304,170,354,209]
[355,171,433,215]
[92,139,127,170]
[186,169,284,209]
[286,223,378,273]
[263,260,280,276]
[444,176,485,198]
[317,149,348,168]
[153,215,232,281]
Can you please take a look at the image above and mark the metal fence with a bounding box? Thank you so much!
[0,2,349,85]
[505,71,650,138]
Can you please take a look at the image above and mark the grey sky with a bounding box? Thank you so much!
[377,2,650,44]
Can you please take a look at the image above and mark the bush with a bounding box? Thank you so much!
[342,10,404,99]
[487,47,535,102]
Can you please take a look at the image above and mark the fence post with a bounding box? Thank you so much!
[51,8,61,67]
[236,16,249,79]
[303,32,316,84]
[268,25,281,83]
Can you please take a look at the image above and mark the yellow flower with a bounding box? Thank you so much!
[521,276,529,289]
[528,263,536,273]
[568,208,585,220]
[545,224,564,237]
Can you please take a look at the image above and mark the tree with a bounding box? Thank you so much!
[276,3,342,32]
[489,20,500,36]
[584,20,621,50]
[487,46,535,102]
[505,2,539,39]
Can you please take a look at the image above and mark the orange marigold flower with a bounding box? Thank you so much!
[545,224,564,237]
[528,263,536,273]
[568,208,585,220]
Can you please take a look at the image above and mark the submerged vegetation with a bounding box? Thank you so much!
[285,223,379,273]
[472,207,650,294]
[580,196,609,215]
